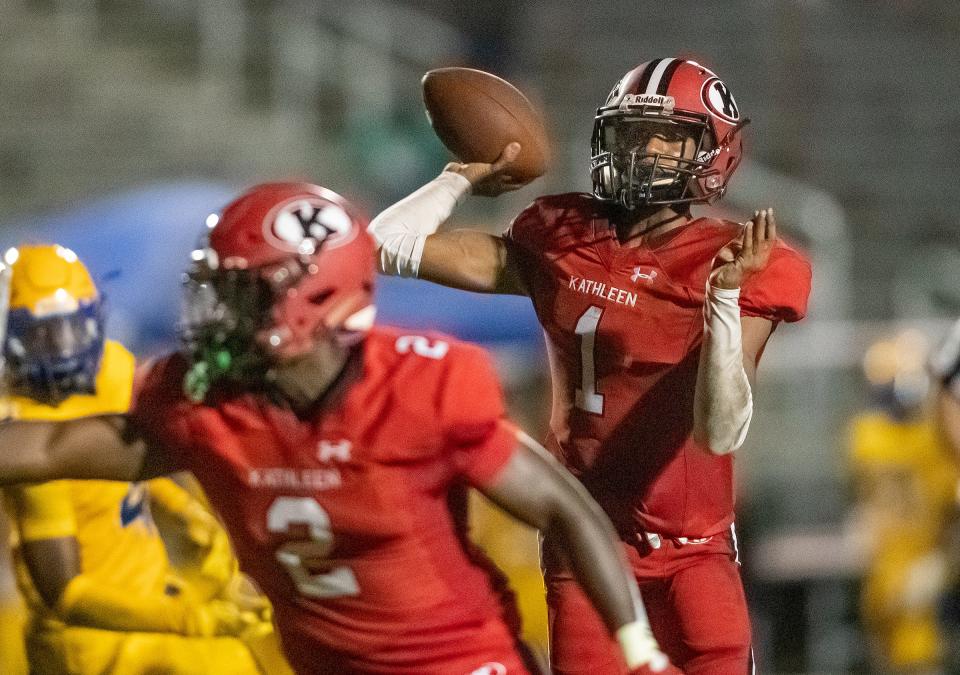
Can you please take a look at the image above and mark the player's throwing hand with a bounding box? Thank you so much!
[444,142,524,197]
[710,208,778,289]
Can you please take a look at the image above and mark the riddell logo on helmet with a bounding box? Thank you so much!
[619,94,675,113]
[701,77,740,123]
[263,197,357,254]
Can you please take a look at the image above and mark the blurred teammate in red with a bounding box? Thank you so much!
[0,183,676,674]
[369,57,812,674]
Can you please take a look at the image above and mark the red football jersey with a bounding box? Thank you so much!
[504,193,811,539]
[130,327,528,675]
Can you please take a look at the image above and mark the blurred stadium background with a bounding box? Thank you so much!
[0,1,958,673]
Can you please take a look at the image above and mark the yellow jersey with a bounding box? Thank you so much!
[849,411,959,669]
[3,340,170,621]
[1,341,292,675]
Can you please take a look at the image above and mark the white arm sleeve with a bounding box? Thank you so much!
[693,284,754,455]
[366,172,472,278]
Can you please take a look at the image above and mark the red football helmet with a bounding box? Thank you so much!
[180,182,375,395]
[591,58,749,209]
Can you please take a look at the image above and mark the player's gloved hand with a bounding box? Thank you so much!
[443,142,525,197]
[185,598,257,637]
[711,208,777,290]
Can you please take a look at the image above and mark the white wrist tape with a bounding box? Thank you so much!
[617,620,669,671]
[366,172,472,278]
[697,284,753,454]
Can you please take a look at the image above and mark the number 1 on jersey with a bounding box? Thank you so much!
[575,305,604,414]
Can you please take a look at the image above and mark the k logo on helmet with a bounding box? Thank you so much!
[264,197,358,254]
[701,77,740,123]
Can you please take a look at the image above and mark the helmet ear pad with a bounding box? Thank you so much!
[598,163,616,199]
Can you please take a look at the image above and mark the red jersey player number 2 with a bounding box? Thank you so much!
[267,496,361,599]
[266,334,451,602]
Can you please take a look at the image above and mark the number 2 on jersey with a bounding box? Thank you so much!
[575,305,604,414]
[267,496,360,599]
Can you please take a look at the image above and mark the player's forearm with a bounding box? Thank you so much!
[501,436,666,668]
[0,420,61,484]
[547,486,667,670]
[548,495,642,630]
[693,285,753,455]
[494,446,634,633]
[367,171,472,278]
[0,417,146,484]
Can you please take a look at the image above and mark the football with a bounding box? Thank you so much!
[421,67,550,183]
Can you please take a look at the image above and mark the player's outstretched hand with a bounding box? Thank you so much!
[710,208,778,290]
[443,142,525,197]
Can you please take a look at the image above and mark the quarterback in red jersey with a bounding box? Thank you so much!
[0,183,676,674]
[368,57,812,674]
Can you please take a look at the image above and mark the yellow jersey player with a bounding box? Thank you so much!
[850,331,958,671]
[0,244,290,675]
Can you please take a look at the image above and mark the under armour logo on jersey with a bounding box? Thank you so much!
[701,77,740,122]
[264,197,356,254]
[318,439,352,463]
[631,266,658,284]
[469,664,507,675]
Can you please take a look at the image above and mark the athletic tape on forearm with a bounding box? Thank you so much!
[367,172,472,278]
[695,284,753,454]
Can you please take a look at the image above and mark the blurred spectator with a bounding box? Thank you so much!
[931,319,960,456]
[848,331,958,673]
[930,318,960,673]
